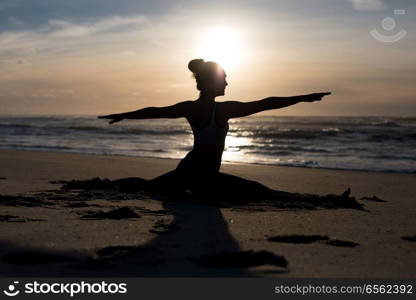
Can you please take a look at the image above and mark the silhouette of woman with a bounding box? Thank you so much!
[98,59,331,199]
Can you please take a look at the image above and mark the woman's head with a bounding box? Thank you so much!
[188,59,227,96]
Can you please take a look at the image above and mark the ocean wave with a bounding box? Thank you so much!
[67,126,189,136]
[237,144,331,154]
[0,123,190,136]
[371,121,402,127]
[0,123,33,128]
[249,150,293,156]
[237,116,416,129]
[368,134,411,142]
[0,144,74,151]
[236,158,415,173]
[1,115,415,174]
[232,130,318,139]
[363,154,416,161]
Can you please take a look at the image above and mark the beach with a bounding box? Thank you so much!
[0,149,415,277]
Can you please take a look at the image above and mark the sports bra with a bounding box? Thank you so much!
[190,103,229,146]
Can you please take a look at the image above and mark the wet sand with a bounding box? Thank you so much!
[0,149,415,277]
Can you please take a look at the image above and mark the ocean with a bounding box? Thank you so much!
[0,115,415,173]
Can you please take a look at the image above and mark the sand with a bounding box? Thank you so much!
[0,149,415,277]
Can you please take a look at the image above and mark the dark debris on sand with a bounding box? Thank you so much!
[267,234,359,247]
[267,235,329,244]
[53,177,114,190]
[0,214,44,222]
[402,235,416,242]
[65,202,98,208]
[54,177,147,194]
[136,207,172,216]
[80,207,140,220]
[325,239,360,247]
[360,195,387,202]
[189,250,288,269]
[0,194,55,207]
[0,214,25,222]
[288,188,363,210]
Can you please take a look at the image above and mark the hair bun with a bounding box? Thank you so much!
[188,58,205,74]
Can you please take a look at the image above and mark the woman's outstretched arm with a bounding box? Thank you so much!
[222,93,331,119]
[98,101,192,124]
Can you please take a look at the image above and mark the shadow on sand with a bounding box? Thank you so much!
[0,172,363,276]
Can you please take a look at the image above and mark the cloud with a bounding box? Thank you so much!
[349,0,387,11]
[49,15,147,38]
[0,14,148,63]
[8,16,24,26]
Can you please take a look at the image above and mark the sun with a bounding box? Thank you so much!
[196,26,245,70]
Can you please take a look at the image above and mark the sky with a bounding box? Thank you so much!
[0,0,415,116]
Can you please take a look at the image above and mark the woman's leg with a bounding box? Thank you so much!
[111,177,148,192]
[208,173,360,209]
[146,169,193,195]
[209,172,275,201]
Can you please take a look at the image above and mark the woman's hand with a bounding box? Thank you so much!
[97,113,124,124]
[302,92,332,103]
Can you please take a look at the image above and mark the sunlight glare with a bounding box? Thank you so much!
[196,27,245,70]
[222,135,252,163]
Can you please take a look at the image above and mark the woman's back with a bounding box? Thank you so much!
[189,102,228,151]
[187,100,227,128]
[188,101,229,149]
[174,100,229,175]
